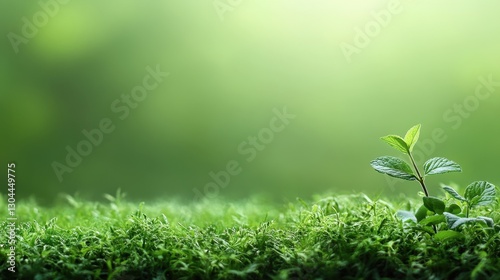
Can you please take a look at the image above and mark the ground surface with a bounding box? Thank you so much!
[1,192,499,279]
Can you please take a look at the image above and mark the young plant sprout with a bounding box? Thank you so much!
[371,124,497,235]
[370,124,461,197]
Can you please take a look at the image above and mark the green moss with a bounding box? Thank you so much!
[0,193,499,279]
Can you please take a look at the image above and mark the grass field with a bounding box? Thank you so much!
[1,191,499,280]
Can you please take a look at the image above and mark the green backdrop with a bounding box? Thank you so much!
[1,0,499,204]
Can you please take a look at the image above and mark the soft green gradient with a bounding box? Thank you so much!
[1,1,499,204]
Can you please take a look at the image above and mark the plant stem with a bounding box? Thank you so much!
[408,153,430,197]
[408,152,436,233]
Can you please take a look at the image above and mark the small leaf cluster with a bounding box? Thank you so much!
[371,124,461,184]
[371,124,498,236]
[442,182,496,228]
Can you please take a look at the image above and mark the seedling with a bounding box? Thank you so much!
[370,124,497,234]
[442,182,496,229]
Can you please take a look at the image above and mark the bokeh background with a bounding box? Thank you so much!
[1,0,499,204]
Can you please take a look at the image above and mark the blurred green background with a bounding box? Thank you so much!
[1,0,499,204]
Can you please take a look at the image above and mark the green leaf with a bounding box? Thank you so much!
[441,184,466,201]
[396,210,417,223]
[423,157,462,176]
[464,181,497,208]
[477,216,494,227]
[444,212,468,229]
[445,204,461,215]
[370,156,416,181]
[434,230,465,241]
[380,135,409,154]
[443,212,461,228]
[444,212,486,229]
[419,214,445,226]
[423,196,446,214]
[418,226,436,236]
[404,124,421,152]
[415,204,428,222]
